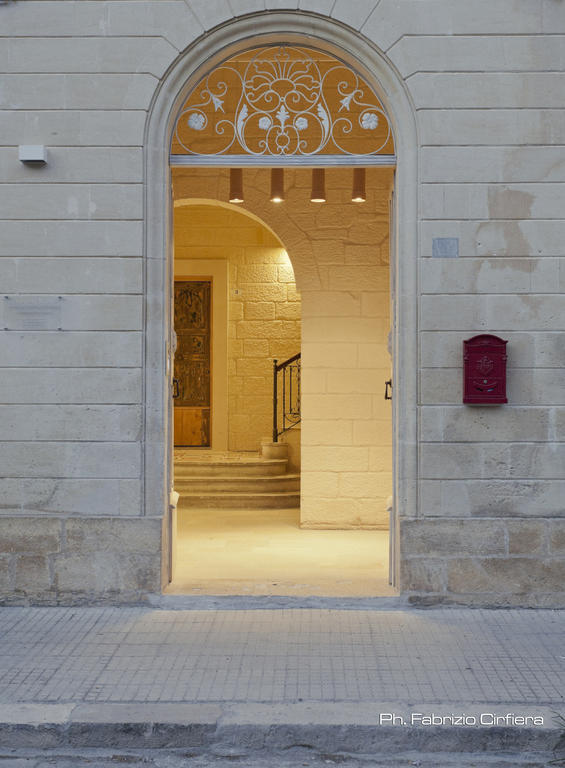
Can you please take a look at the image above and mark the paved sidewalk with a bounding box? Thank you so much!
[0,603,564,759]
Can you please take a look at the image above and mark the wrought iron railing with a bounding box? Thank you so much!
[272,353,301,443]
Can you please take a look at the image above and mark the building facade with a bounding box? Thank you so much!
[1,0,565,606]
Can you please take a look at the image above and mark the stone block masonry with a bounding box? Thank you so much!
[0,0,563,604]
[0,518,162,605]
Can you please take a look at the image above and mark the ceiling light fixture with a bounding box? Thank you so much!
[310,168,326,203]
[229,168,244,203]
[270,168,284,203]
[352,167,366,202]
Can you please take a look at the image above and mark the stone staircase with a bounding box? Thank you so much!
[174,449,300,508]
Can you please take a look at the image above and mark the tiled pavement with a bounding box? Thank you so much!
[1,605,564,759]
[0,606,563,706]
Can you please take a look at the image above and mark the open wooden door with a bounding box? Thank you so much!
[388,177,398,588]
[173,279,211,447]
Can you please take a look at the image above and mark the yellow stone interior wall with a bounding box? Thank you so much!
[174,203,301,453]
[173,168,393,528]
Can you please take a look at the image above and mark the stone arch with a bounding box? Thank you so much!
[144,11,418,589]
[173,198,287,251]
[172,196,301,456]
[172,176,315,292]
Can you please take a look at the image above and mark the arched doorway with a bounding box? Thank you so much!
[144,15,418,596]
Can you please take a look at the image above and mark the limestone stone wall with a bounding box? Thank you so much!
[173,203,301,453]
[1,0,564,605]
[0,517,161,604]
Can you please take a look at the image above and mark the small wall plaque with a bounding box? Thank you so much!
[432,237,459,258]
[3,296,62,330]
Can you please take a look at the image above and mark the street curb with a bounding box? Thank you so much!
[0,702,562,753]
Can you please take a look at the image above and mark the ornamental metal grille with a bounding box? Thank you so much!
[171,45,395,161]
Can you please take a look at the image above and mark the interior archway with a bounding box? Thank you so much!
[172,199,299,457]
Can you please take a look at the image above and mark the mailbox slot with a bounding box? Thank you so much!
[463,334,508,405]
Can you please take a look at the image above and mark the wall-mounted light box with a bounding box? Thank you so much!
[18,145,47,165]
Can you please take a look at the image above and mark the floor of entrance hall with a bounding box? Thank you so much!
[167,502,395,597]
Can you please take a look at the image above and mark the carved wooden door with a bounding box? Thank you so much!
[173,280,211,447]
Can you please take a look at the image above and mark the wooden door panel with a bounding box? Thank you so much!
[174,280,211,447]
[175,356,209,406]
[174,407,210,447]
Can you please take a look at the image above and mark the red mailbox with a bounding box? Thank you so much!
[463,334,508,404]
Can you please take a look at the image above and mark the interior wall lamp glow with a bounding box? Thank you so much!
[19,145,47,165]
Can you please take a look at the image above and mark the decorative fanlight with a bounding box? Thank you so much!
[171,45,395,162]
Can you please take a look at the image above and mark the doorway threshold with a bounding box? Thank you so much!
[148,594,403,611]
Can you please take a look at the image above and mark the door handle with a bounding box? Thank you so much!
[384,379,393,400]
[172,378,180,399]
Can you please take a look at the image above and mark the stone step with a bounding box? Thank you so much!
[174,457,288,478]
[174,474,300,494]
[176,490,300,509]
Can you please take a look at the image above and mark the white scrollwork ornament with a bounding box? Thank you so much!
[173,45,393,157]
